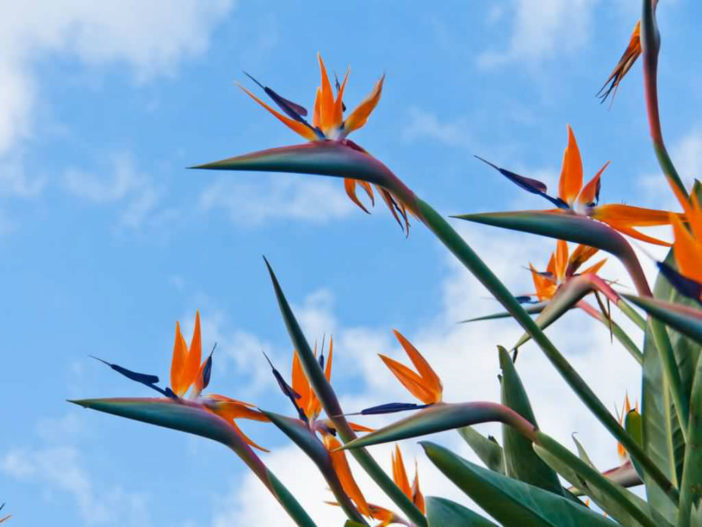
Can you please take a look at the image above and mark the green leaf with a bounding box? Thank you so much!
[421,442,613,527]
[457,427,505,474]
[498,346,563,495]
[625,295,702,345]
[678,353,702,526]
[461,302,547,323]
[533,433,659,527]
[640,250,687,522]
[426,497,497,526]
[193,141,394,188]
[263,259,426,527]
[454,210,649,295]
[262,411,367,524]
[70,398,317,527]
[625,410,645,479]
[340,401,538,451]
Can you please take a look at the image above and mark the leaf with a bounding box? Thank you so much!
[624,410,645,479]
[498,346,563,495]
[461,302,547,324]
[625,295,702,344]
[263,410,366,524]
[340,402,538,451]
[678,353,702,525]
[454,210,649,295]
[512,274,617,349]
[426,496,497,526]
[192,141,395,188]
[457,427,505,474]
[533,433,659,527]
[421,442,613,527]
[70,398,317,527]
[640,249,687,522]
[263,259,427,527]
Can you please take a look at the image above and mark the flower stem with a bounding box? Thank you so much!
[641,0,689,203]
[411,198,679,504]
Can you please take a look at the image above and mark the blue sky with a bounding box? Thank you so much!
[1,1,701,525]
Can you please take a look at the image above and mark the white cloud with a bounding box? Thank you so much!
[63,152,163,228]
[199,176,355,225]
[0,0,234,157]
[402,107,473,149]
[208,221,654,525]
[477,0,599,68]
[640,125,702,210]
[2,439,150,526]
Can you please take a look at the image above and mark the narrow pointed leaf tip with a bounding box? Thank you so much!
[70,397,261,449]
[192,140,395,186]
[339,402,537,450]
[624,294,702,344]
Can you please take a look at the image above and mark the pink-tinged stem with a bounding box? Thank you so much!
[641,0,689,203]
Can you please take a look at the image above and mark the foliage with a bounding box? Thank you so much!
[73,1,702,525]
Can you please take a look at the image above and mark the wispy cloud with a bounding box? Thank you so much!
[63,152,164,229]
[208,222,645,525]
[477,0,599,68]
[402,107,472,149]
[199,177,355,225]
[2,411,151,526]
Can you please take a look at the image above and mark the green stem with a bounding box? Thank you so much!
[650,318,689,442]
[617,299,647,331]
[641,0,689,202]
[412,198,679,504]
[265,260,427,527]
[579,301,644,365]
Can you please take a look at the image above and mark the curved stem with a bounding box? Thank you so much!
[578,301,644,365]
[406,199,678,504]
[617,298,647,331]
[265,260,428,527]
[641,0,689,203]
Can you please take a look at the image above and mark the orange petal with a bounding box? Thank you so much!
[182,311,203,393]
[210,399,269,423]
[325,435,371,516]
[291,351,311,415]
[348,421,374,433]
[601,220,672,246]
[237,83,318,141]
[344,178,372,214]
[378,354,435,405]
[343,74,385,135]
[333,68,350,129]
[412,467,425,514]
[392,446,412,498]
[393,331,442,402]
[580,258,608,276]
[368,505,395,526]
[170,322,187,396]
[687,195,702,242]
[558,125,583,206]
[378,187,410,234]
[230,418,269,452]
[578,161,609,208]
[672,214,702,283]
[566,244,599,275]
[317,54,336,132]
[555,239,568,281]
[325,337,333,383]
[530,263,556,301]
[312,87,322,129]
[546,253,556,277]
[591,203,680,227]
